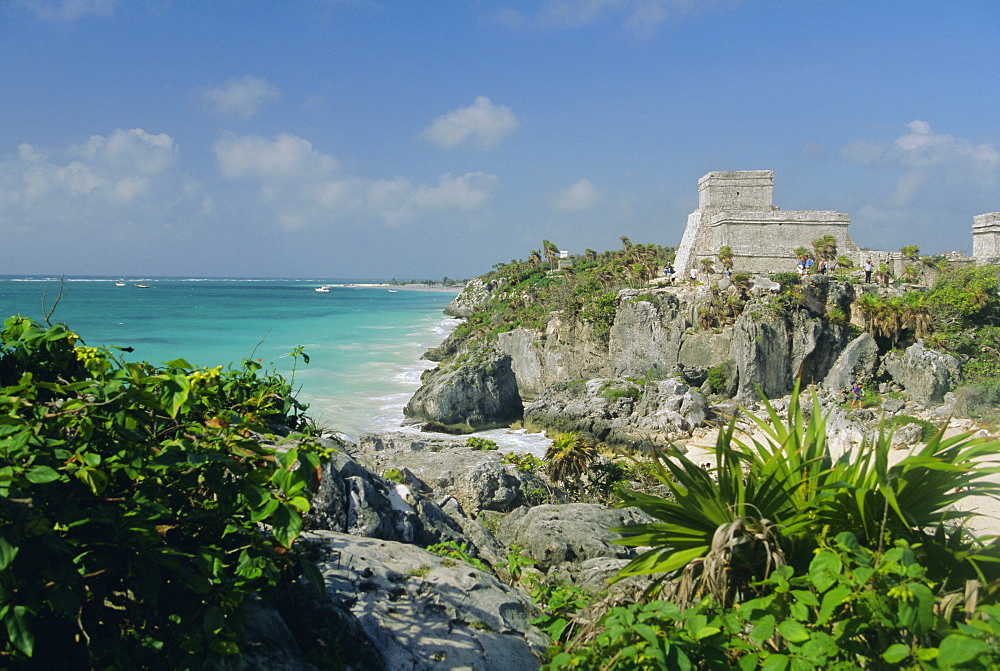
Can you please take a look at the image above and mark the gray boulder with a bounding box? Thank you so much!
[350,433,545,515]
[405,346,523,431]
[445,276,505,318]
[523,376,707,449]
[822,332,879,392]
[495,503,649,573]
[883,342,962,406]
[310,531,548,671]
[307,450,470,550]
[732,306,793,399]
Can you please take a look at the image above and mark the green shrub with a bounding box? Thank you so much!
[882,415,938,442]
[0,317,329,668]
[599,382,641,403]
[614,387,1000,598]
[705,360,735,395]
[425,541,488,572]
[546,532,1000,670]
[502,452,544,473]
[466,436,500,451]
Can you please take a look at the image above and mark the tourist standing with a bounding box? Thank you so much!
[689,267,698,285]
[863,259,874,283]
[851,381,863,409]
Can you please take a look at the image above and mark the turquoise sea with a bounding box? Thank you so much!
[0,276,549,453]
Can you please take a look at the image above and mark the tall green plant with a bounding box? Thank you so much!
[614,387,1000,601]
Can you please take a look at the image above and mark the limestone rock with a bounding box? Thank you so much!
[497,328,545,399]
[350,433,545,515]
[495,504,649,572]
[883,342,962,407]
[404,346,523,431]
[310,531,548,671]
[523,376,707,449]
[609,292,686,378]
[822,332,879,393]
[445,276,505,318]
[732,306,793,399]
[307,450,469,549]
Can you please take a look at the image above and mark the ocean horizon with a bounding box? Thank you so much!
[0,275,550,454]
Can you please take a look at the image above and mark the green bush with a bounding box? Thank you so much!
[0,317,329,668]
[466,436,500,451]
[882,415,938,442]
[705,360,734,395]
[546,532,1000,670]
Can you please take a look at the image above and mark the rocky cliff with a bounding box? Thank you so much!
[405,273,966,447]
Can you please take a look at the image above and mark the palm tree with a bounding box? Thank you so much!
[528,249,542,266]
[900,244,920,260]
[812,235,838,264]
[542,240,559,268]
[700,257,716,276]
[545,431,598,483]
[717,245,734,272]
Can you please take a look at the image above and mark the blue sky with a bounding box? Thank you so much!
[1,1,998,279]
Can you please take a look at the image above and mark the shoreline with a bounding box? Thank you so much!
[333,283,464,294]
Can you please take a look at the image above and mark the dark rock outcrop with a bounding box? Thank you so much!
[495,504,650,573]
[404,347,523,432]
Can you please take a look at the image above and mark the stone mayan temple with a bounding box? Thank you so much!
[674,170,860,274]
[973,213,1000,265]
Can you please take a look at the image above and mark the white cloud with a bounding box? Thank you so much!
[17,0,116,21]
[2,128,178,209]
[843,120,1000,174]
[550,178,604,212]
[839,121,1000,250]
[213,132,499,229]
[214,133,337,181]
[842,120,999,208]
[422,96,519,150]
[0,128,200,261]
[202,75,280,119]
[414,173,499,211]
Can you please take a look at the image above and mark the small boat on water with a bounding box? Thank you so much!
[134,284,150,289]
[315,286,330,292]
[115,280,126,287]
[387,289,398,293]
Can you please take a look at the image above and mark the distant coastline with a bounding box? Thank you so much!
[333,282,463,294]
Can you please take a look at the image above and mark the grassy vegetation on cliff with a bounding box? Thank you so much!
[452,240,675,343]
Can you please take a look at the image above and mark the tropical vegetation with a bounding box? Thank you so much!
[451,239,674,342]
[0,316,330,668]
[535,389,1000,669]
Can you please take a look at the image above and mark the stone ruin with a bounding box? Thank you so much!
[673,170,999,276]
[674,170,859,275]
[973,212,1000,265]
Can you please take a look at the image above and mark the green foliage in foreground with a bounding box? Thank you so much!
[0,316,330,668]
[535,389,1000,669]
[614,389,1000,595]
[544,532,1000,670]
